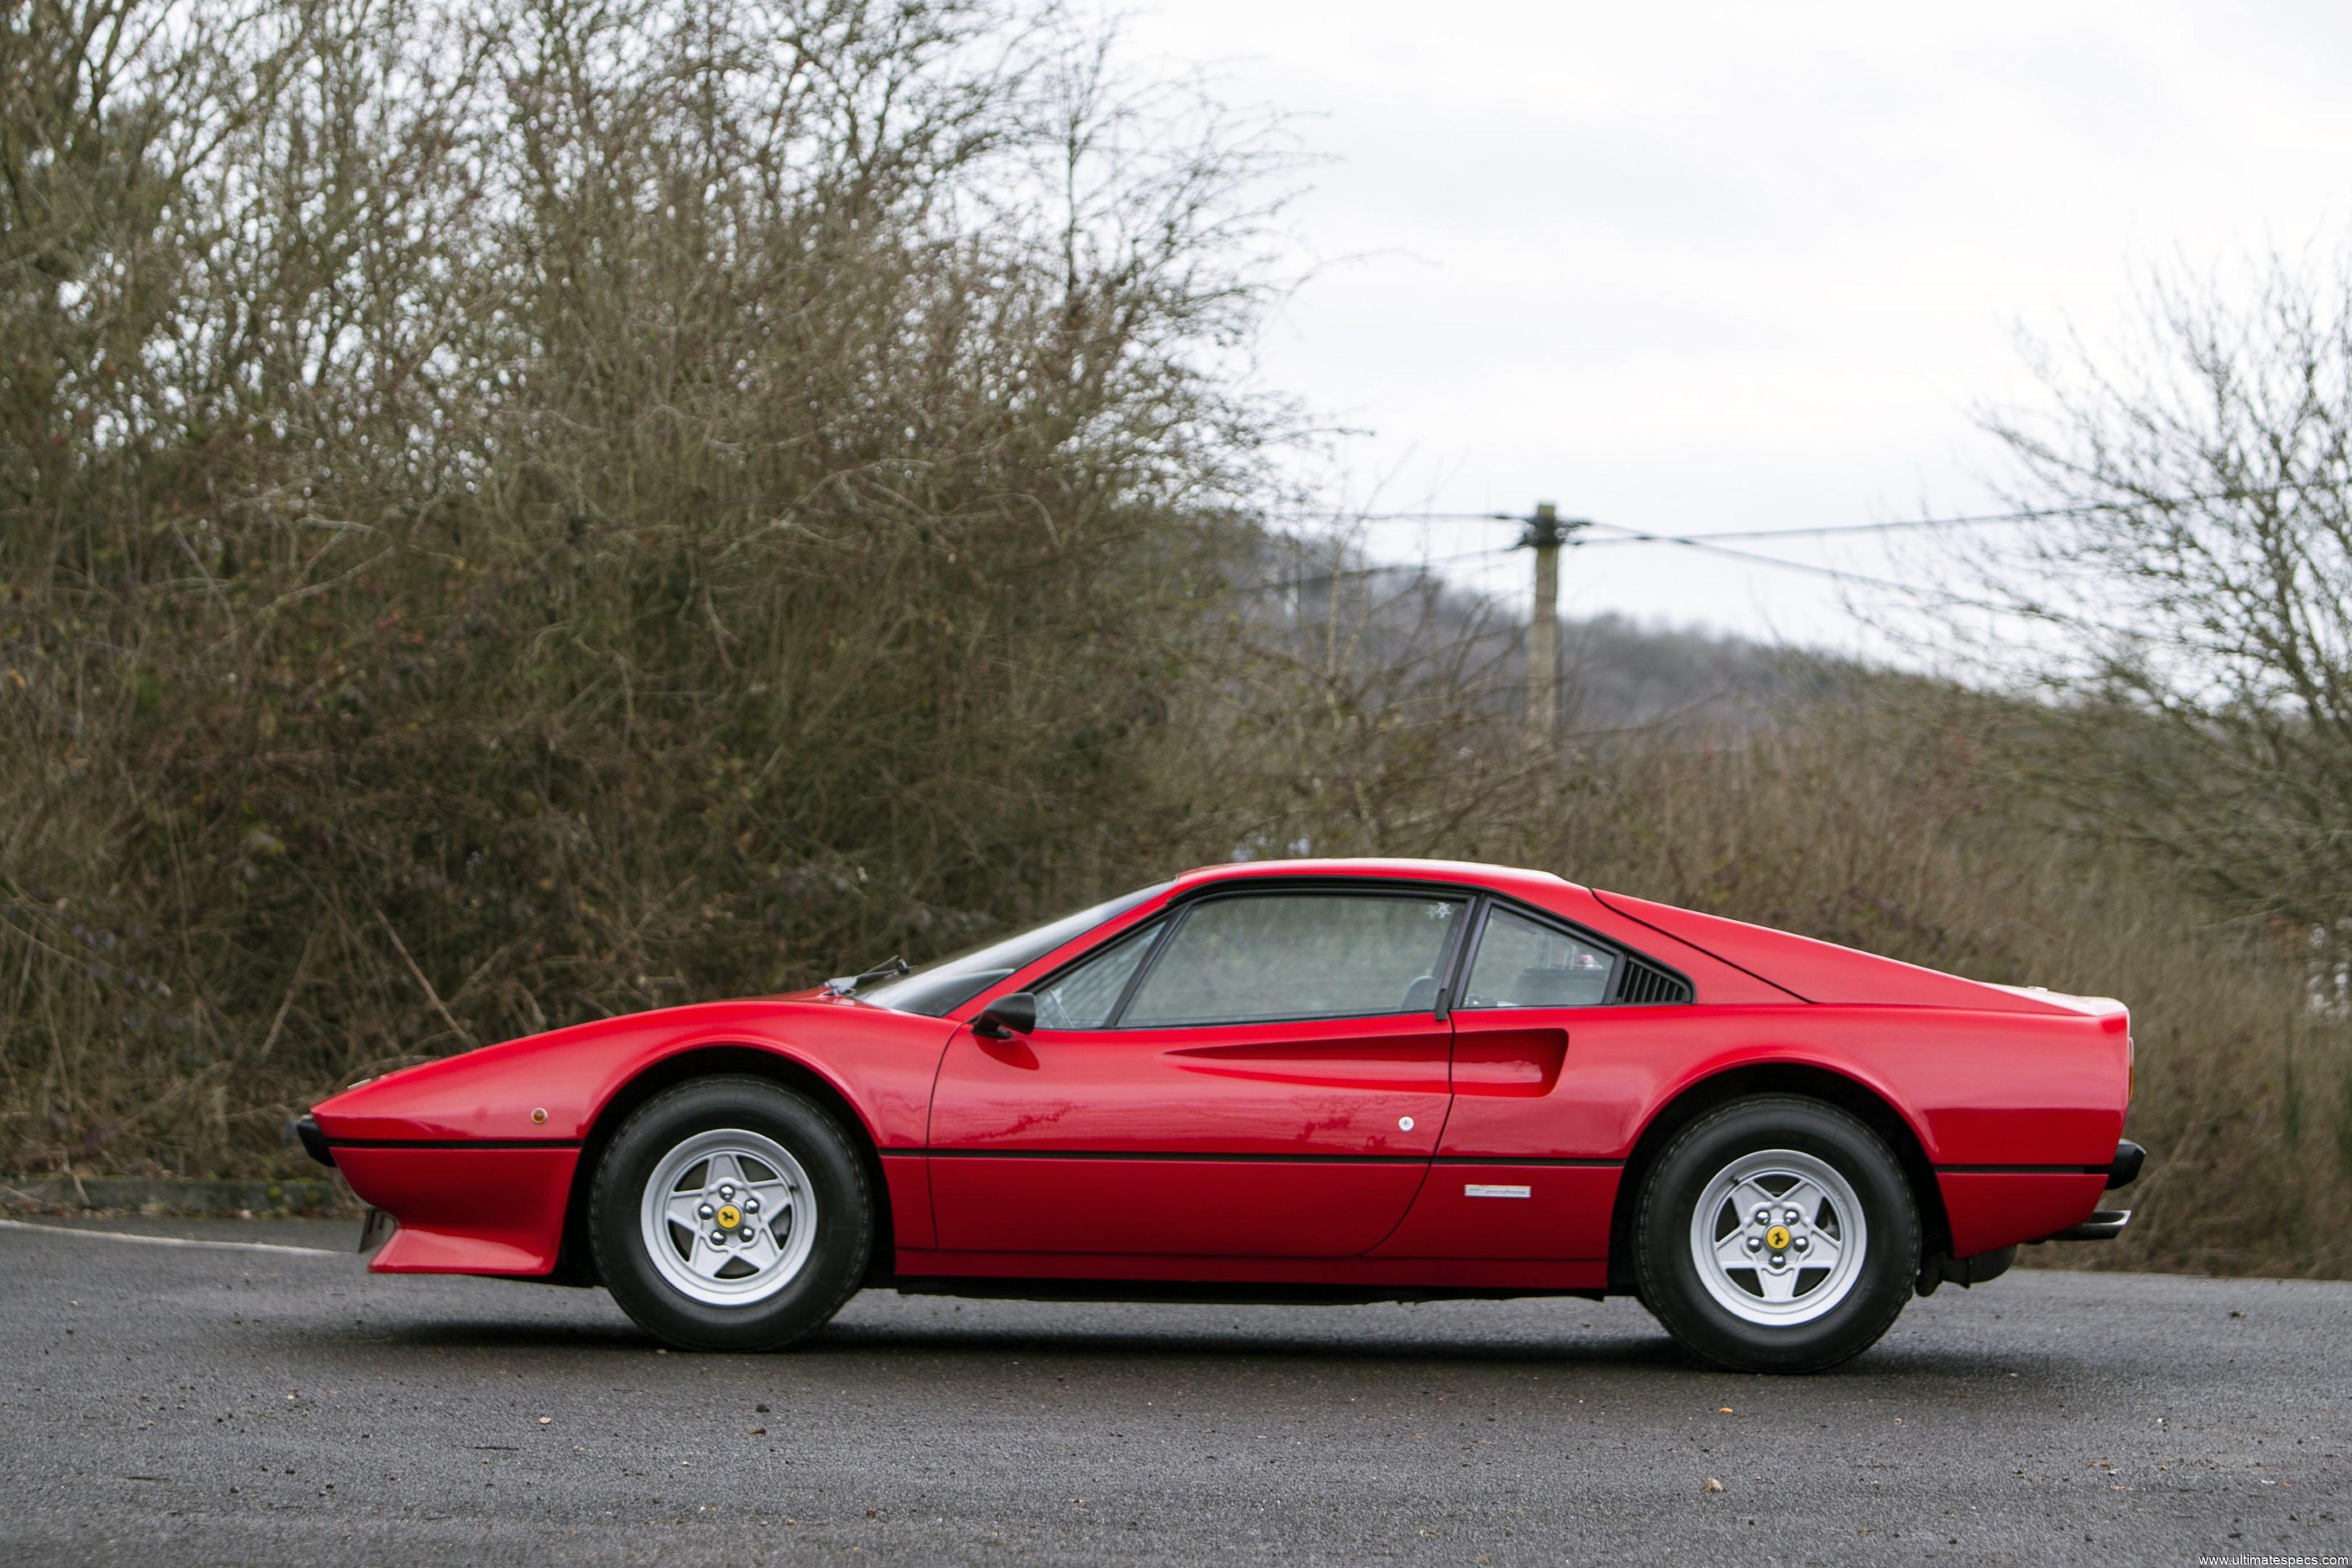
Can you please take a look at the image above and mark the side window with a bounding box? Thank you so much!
[1121,893,1464,1026]
[1461,907,1618,1009]
[1032,921,1160,1030]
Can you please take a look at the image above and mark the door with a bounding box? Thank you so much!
[927,888,1469,1257]
[1377,902,1636,1261]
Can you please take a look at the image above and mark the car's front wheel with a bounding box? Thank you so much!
[1631,1095,1919,1373]
[589,1076,872,1351]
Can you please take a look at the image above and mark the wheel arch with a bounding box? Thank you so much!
[553,1043,897,1289]
[1606,1061,1949,1291]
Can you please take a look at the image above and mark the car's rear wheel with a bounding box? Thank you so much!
[1632,1095,1919,1373]
[589,1076,871,1351]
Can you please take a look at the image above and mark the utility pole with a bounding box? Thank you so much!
[1523,501,1575,738]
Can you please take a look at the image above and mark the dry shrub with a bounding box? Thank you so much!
[1,0,1285,1175]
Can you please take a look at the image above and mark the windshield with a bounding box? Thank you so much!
[857,881,1175,1017]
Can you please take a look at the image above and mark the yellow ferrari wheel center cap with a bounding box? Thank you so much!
[716,1204,742,1230]
[1765,1225,1791,1251]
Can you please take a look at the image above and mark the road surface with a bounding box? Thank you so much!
[0,1215,2343,1564]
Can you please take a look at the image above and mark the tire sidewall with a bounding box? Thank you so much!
[590,1076,871,1351]
[1635,1096,1919,1373]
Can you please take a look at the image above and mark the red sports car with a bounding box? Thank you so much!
[295,859,2143,1372]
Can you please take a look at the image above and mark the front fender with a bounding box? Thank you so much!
[311,997,954,1149]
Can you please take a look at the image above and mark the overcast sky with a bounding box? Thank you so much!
[1122,1,2352,651]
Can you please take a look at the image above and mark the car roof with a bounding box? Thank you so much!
[1169,858,1579,903]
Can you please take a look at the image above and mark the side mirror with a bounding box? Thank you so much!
[972,992,1037,1040]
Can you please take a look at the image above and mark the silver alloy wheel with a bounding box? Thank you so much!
[638,1127,817,1307]
[1687,1147,1867,1327]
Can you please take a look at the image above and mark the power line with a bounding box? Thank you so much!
[1253,486,2300,600]
[1236,535,1920,597]
[1397,502,2072,539]
[1254,499,2126,596]
[1569,523,1930,592]
[1569,505,2093,546]
[1253,519,1944,594]
[1238,534,1923,597]
[1265,504,2030,534]
[1232,543,1520,595]
[1273,489,2293,544]
[1260,509,1521,523]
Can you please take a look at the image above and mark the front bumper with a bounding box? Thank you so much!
[338,1143,578,1275]
[290,1114,334,1169]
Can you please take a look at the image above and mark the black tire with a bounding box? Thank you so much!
[1631,1095,1919,1373]
[589,1075,872,1352]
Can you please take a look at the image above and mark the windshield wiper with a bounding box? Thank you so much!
[821,955,910,997]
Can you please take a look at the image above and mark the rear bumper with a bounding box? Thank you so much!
[2038,1140,2147,1243]
[1937,1138,2149,1254]
[2049,1208,2131,1241]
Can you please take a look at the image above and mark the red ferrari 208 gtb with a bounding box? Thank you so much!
[295,859,2145,1373]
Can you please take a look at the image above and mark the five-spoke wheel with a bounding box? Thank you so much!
[592,1076,870,1351]
[1689,1148,1866,1326]
[640,1128,818,1307]
[1634,1095,1919,1373]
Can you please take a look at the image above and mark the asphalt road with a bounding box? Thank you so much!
[0,1217,2343,1567]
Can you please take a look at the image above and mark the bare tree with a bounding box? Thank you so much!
[1950,256,2352,958]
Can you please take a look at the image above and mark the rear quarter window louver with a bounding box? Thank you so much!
[1616,957,1693,1005]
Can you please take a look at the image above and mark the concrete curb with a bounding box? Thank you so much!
[3,1175,356,1216]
